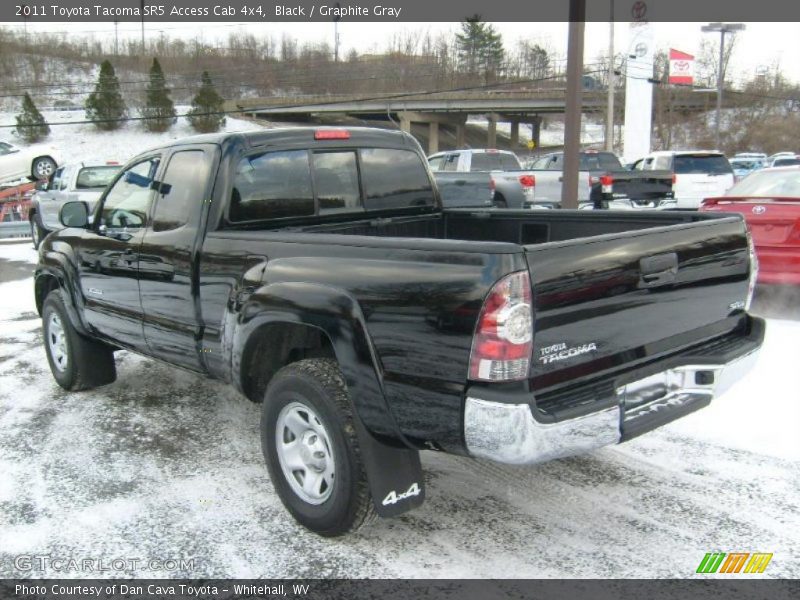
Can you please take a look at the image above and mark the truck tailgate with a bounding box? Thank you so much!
[524,216,752,390]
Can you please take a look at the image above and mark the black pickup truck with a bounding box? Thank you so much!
[35,128,763,537]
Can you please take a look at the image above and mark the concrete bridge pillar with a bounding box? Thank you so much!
[455,124,466,149]
[487,116,497,148]
[428,122,439,154]
[510,121,520,148]
[530,117,542,150]
[400,115,412,133]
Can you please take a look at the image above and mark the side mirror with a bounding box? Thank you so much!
[60,201,90,228]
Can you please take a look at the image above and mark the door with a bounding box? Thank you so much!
[77,156,160,351]
[139,148,215,371]
[0,142,28,181]
[38,165,71,230]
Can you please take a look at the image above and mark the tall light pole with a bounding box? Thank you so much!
[605,1,615,152]
[701,22,745,150]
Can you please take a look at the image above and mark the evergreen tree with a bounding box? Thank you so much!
[15,93,50,143]
[85,60,127,131]
[187,71,226,133]
[455,17,505,83]
[141,58,176,132]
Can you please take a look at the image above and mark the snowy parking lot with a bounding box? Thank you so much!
[0,239,798,579]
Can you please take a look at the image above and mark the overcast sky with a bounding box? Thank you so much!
[7,21,800,84]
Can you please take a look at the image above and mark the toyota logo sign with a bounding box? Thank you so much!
[752,205,767,214]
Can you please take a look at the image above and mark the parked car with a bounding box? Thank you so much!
[767,152,796,165]
[729,157,765,182]
[701,166,800,285]
[634,151,734,209]
[36,127,763,536]
[0,140,61,185]
[29,162,121,248]
[428,149,537,209]
[769,156,800,168]
[528,150,675,209]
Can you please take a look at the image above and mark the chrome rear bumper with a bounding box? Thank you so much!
[464,347,761,465]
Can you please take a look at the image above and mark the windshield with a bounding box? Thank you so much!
[674,154,733,175]
[726,168,800,197]
[76,166,121,189]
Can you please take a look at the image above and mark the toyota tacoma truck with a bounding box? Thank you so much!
[35,127,763,537]
[525,150,676,209]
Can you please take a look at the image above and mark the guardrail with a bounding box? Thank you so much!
[0,221,30,239]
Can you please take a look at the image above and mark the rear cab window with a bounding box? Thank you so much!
[673,154,733,175]
[227,145,434,223]
[469,152,521,171]
[76,166,121,190]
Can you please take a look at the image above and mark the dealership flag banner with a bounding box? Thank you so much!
[669,49,695,85]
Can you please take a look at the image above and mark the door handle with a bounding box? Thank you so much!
[639,253,678,288]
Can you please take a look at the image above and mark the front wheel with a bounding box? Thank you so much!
[29,211,48,249]
[31,156,56,181]
[42,290,117,390]
[261,359,374,537]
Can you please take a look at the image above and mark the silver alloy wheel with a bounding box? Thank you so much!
[34,158,55,179]
[31,219,39,246]
[47,313,68,372]
[276,401,335,505]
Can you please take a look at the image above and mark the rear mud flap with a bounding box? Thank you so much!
[352,413,425,518]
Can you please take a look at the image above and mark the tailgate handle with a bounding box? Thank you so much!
[639,252,678,288]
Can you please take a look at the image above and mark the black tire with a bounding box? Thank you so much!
[261,358,374,537]
[493,195,508,209]
[29,210,48,250]
[30,156,56,181]
[42,289,117,391]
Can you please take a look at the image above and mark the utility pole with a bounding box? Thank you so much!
[114,20,119,56]
[605,0,615,152]
[140,0,146,56]
[701,22,745,149]
[333,2,341,62]
[561,0,585,210]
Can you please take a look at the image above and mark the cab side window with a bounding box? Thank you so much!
[100,158,160,230]
[152,151,210,232]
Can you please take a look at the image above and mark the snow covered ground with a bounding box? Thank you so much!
[0,109,266,167]
[0,240,797,579]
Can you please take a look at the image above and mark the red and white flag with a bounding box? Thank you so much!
[669,49,694,85]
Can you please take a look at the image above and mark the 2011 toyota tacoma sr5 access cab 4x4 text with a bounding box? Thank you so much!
[35,128,764,536]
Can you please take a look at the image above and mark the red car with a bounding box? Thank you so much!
[701,166,800,284]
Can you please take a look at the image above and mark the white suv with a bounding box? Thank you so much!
[634,151,734,209]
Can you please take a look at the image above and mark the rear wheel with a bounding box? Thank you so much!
[42,290,116,391]
[31,156,56,181]
[29,211,48,249]
[493,195,508,209]
[261,359,374,537]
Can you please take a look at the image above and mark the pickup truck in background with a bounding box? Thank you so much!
[427,148,537,208]
[632,151,734,209]
[36,127,763,537]
[525,151,676,209]
[29,161,121,249]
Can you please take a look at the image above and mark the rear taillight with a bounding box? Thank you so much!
[469,271,533,382]
[519,175,535,188]
[745,227,758,311]
[672,173,677,186]
[519,175,535,198]
[600,175,613,194]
